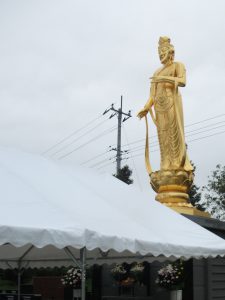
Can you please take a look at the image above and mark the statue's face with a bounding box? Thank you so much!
[158,46,173,65]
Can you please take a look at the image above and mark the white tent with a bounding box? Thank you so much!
[0,147,225,299]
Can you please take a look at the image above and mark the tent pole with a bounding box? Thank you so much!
[17,245,34,300]
[80,247,86,300]
[17,265,21,300]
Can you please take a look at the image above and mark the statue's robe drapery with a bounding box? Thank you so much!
[147,62,193,172]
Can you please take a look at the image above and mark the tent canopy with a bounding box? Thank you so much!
[0,147,225,268]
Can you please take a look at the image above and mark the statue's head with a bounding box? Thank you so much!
[158,36,175,65]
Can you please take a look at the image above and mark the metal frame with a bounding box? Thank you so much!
[3,245,87,300]
[64,246,86,300]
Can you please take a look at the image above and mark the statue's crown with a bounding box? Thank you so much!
[158,36,172,48]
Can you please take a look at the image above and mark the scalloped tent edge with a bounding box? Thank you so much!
[0,147,225,299]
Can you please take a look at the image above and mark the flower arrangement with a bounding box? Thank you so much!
[61,267,82,289]
[110,264,127,282]
[130,263,145,282]
[155,260,184,290]
[111,263,145,285]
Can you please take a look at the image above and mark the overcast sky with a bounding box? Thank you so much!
[0,0,225,195]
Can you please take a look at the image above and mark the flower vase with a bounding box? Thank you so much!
[170,290,182,300]
[73,289,81,300]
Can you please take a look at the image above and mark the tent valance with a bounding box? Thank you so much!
[0,147,224,267]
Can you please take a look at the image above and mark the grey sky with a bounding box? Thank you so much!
[0,0,225,194]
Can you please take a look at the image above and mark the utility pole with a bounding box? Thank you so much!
[103,95,131,176]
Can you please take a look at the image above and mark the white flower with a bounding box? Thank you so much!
[158,269,164,275]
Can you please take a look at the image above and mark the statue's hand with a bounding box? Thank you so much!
[151,76,175,84]
[151,76,164,83]
[137,108,148,119]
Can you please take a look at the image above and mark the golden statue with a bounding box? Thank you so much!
[138,37,209,216]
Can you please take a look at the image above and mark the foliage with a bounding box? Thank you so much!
[61,268,82,289]
[155,260,184,291]
[189,183,204,210]
[188,162,203,209]
[110,262,145,284]
[0,279,17,290]
[0,269,18,283]
[110,264,127,282]
[129,263,145,282]
[201,164,225,220]
[113,165,133,185]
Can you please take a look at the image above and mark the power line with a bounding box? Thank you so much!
[121,113,225,148]
[185,120,225,134]
[88,114,225,172]
[103,96,131,176]
[58,126,117,160]
[188,129,225,143]
[185,113,225,128]
[125,122,225,154]
[80,149,110,166]
[97,128,225,170]
[90,151,129,169]
[125,148,159,160]
[125,140,158,153]
[124,129,225,160]
[96,159,117,171]
[186,124,225,138]
[49,118,109,157]
[90,155,116,168]
[122,123,142,191]
[42,114,103,155]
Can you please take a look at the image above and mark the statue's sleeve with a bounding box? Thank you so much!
[149,70,158,101]
[176,62,186,87]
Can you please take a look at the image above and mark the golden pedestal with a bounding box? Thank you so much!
[150,170,210,218]
[164,203,210,217]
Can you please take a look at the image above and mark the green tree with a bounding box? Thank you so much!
[188,162,203,210]
[201,164,225,220]
[113,165,133,185]
[189,183,203,209]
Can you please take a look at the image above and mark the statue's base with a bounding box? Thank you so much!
[150,170,210,218]
[163,202,211,217]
